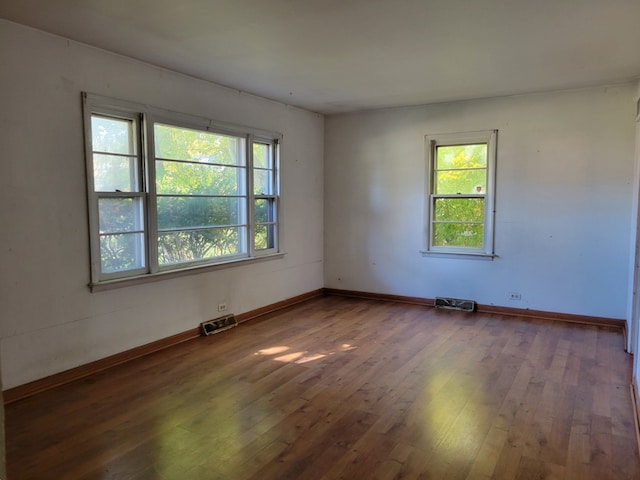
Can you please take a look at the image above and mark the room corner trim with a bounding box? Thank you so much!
[3,288,324,404]
[323,288,626,330]
[474,304,626,329]
[236,289,324,323]
[322,288,433,307]
[3,328,201,404]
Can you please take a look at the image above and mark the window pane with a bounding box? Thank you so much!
[155,161,241,196]
[253,143,271,169]
[100,232,145,273]
[433,224,484,248]
[435,169,486,195]
[254,169,273,195]
[99,197,144,233]
[154,124,244,166]
[434,198,484,223]
[436,144,487,169]
[158,227,246,265]
[93,154,137,192]
[255,224,275,250]
[157,197,243,230]
[91,116,134,155]
[255,199,275,224]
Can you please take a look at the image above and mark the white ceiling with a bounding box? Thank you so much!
[1,0,639,114]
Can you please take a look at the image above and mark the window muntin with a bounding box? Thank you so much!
[425,131,496,255]
[83,94,281,285]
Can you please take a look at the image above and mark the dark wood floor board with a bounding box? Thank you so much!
[5,296,639,479]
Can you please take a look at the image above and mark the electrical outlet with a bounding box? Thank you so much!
[509,292,522,300]
[218,303,227,312]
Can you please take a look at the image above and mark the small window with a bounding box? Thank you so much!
[424,130,497,256]
[83,93,281,287]
[253,141,278,251]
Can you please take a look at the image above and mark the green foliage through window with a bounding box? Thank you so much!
[153,125,247,265]
[428,136,495,252]
[85,94,280,282]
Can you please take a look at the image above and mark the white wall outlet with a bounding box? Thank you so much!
[218,303,227,312]
[509,292,522,300]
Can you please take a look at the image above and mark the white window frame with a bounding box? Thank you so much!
[250,138,280,255]
[423,130,497,257]
[83,93,282,290]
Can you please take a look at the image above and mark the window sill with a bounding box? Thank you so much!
[420,250,496,260]
[89,252,286,292]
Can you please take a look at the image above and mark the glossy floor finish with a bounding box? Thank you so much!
[6,296,640,479]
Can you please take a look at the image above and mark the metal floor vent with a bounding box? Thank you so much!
[200,314,237,336]
[434,297,476,312]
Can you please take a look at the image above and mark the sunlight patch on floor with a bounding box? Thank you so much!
[254,343,358,364]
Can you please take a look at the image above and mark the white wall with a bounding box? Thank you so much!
[0,21,324,389]
[325,84,638,320]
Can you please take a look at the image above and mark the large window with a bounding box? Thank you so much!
[83,94,281,288]
[424,130,497,256]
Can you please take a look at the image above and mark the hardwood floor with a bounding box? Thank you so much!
[5,295,640,479]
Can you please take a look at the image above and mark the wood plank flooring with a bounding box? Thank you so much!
[5,295,640,479]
